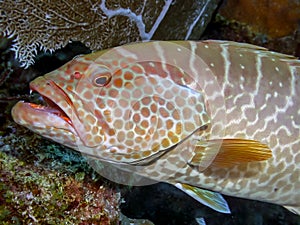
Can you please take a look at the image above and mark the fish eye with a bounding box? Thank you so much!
[94,72,112,87]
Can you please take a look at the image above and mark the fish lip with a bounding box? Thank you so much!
[12,100,79,149]
[12,100,73,129]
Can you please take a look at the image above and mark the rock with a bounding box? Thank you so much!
[219,0,300,38]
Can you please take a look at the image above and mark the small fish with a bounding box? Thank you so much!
[12,40,300,215]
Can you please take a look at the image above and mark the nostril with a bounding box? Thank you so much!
[73,71,83,79]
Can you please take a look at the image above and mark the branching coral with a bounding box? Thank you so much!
[0,0,220,68]
[1,0,163,67]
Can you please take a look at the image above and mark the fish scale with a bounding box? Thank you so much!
[179,41,300,211]
[11,40,300,214]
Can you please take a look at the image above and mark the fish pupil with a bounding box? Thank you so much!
[94,73,111,86]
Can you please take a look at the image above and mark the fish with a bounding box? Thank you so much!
[11,40,300,215]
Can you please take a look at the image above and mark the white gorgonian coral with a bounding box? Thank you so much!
[0,0,220,67]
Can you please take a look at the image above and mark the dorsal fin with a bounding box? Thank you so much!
[284,205,300,215]
[189,139,273,169]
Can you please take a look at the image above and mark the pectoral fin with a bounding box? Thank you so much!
[189,139,272,169]
[174,183,231,214]
[195,218,206,225]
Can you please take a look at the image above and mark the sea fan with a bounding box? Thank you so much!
[0,0,220,68]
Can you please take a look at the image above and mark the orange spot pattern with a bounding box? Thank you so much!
[41,53,208,164]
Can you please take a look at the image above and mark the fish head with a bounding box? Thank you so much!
[12,42,219,164]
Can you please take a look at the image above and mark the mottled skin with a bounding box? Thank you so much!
[171,41,300,213]
[12,41,300,214]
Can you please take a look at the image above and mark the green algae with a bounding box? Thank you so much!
[0,149,120,224]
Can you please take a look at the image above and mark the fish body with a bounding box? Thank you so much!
[12,40,300,214]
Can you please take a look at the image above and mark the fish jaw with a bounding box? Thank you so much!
[11,75,82,149]
[11,101,79,149]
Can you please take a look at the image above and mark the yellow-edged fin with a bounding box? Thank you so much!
[174,183,231,214]
[189,139,273,169]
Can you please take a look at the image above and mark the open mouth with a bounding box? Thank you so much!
[11,78,80,149]
[27,78,74,126]
[11,76,75,133]
[28,91,73,126]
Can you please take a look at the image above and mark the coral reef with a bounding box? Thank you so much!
[0,0,220,68]
[0,150,120,224]
[219,0,300,38]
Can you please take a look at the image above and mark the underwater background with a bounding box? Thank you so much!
[1,0,300,224]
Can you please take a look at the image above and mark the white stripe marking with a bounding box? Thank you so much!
[220,44,233,92]
[254,54,263,95]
